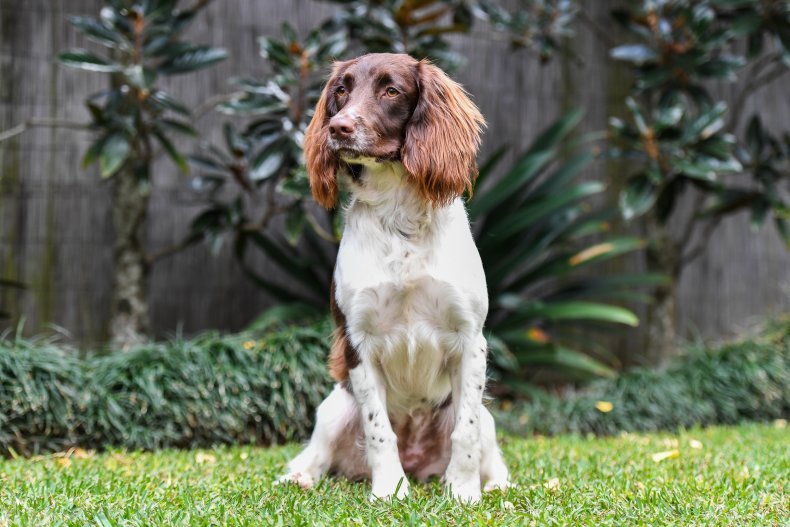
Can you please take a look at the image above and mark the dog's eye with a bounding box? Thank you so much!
[335,86,346,96]
[385,87,399,98]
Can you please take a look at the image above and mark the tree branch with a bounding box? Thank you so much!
[728,54,788,133]
[678,215,723,269]
[0,118,91,143]
[145,233,202,265]
[577,6,618,49]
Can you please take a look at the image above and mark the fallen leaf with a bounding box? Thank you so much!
[595,401,614,413]
[651,449,680,463]
[196,452,217,464]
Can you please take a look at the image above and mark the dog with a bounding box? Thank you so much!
[278,53,509,502]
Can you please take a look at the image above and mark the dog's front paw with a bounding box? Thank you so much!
[276,471,315,490]
[445,475,481,503]
[370,469,409,500]
[483,478,510,493]
[444,462,481,503]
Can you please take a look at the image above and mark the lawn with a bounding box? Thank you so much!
[0,423,786,526]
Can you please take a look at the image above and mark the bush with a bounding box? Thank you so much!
[0,316,333,457]
[498,322,790,437]
[0,335,87,455]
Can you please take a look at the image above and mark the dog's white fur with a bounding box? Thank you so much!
[279,158,509,502]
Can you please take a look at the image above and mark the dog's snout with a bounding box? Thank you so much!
[329,115,356,139]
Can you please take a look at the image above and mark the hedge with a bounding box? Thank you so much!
[497,319,790,436]
[1,313,333,456]
[1,317,788,456]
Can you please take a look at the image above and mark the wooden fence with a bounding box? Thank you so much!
[1,0,788,353]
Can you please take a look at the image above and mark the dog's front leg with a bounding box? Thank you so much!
[349,360,408,500]
[444,335,488,502]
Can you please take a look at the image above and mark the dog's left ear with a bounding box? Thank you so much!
[402,60,485,206]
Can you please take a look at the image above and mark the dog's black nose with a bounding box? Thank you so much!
[329,116,355,139]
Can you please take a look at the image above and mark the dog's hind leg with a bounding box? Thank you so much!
[479,406,509,492]
[277,384,358,489]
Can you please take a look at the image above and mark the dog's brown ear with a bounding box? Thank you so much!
[305,65,342,209]
[402,60,485,206]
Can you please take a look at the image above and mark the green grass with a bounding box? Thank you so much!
[1,423,786,526]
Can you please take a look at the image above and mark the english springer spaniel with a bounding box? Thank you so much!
[278,53,509,502]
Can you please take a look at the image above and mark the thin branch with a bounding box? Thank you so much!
[728,55,788,133]
[145,233,201,264]
[678,191,706,252]
[0,118,91,143]
[304,211,338,243]
[192,91,243,122]
[577,6,617,49]
[678,215,723,269]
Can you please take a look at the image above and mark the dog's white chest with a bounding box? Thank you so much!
[334,183,488,411]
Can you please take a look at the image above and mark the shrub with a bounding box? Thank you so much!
[498,322,790,436]
[0,335,87,456]
[0,316,333,457]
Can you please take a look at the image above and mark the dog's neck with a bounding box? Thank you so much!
[340,159,444,240]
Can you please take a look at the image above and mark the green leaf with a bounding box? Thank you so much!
[158,118,197,137]
[57,49,124,73]
[620,176,657,220]
[148,90,191,115]
[66,16,125,47]
[526,346,616,378]
[99,133,131,178]
[82,138,105,169]
[500,299,640,327]
[285,207,306,246]
[188,154,227,174]
[484,182,605,240]
[153,131,188,174]
[159,46,228,74]
[610,44,658,64]
[250,140,287,181]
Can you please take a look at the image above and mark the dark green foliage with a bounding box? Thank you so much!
[0,317,333,457]
[608,0,790,252]
[498,322,790,436]
[0,335,87,456]
[472,111,662,389]
[187,23,345,306]
[58,0,227,180]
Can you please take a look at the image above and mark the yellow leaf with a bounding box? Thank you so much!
[569,243,615,266]
[544,477,561,490]
[595,401,614,413]
[651,449,680,463]
[527,327,550,343]
[196,452,217,464]
[242,340,256,350]
[56,458,72,468]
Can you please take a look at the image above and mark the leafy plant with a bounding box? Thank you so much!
[1,315,333,456]
[0,334,87,456]
[606,0,790,360]
[498,320,790,436]
[478,0,578,63]
[187,23,347,307]
[47,0,227,346]
[471,110,663,393]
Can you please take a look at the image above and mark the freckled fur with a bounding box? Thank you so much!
[280,53,508,503]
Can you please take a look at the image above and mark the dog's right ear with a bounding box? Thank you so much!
[305,63,344,209]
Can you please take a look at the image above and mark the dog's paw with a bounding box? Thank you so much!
[370,472,409,501]
[275,471,315,490]
[483,478,510,493]
[445,476,481,503]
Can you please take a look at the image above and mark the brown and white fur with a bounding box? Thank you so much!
[278,53,509,502]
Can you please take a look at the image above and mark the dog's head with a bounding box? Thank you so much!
[304,53,485,208]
